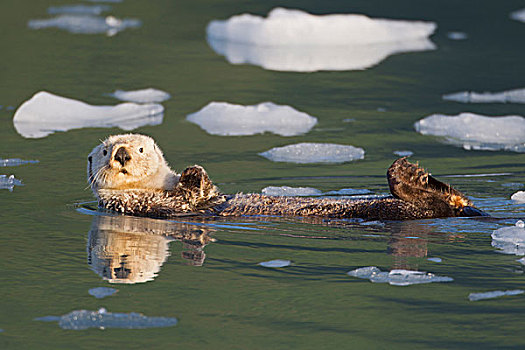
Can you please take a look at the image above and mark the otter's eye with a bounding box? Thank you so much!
[88,156,92,162]
[139,147,143,153]
[103,150,107,156]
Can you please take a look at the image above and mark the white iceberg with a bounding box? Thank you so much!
[35,308,177,330]
[427,257,442,263]
[206,8,436,72]
[393,150,413,157]
[260,143,365,164]
[414,113,525,152]
[446,32,468,40]
[0,158,39,167]
[187,102,317,136]
[518,257,525,265]
[109,88,171,103]
[13,91,163,138]
[88,287,117,299]
[347,266,453,286]
[468,290,523,301]
[491,220,525,255]
[443,88,525,104]
[511,191,525,202]
[0,175,23,191]
[510,8,525,23]
[28,15,141,36]
[47,4,110,15]
[262,186,322,196]
[258,259,291,268]
[324,188,371,196]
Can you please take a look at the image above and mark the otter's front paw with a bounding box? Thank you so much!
[178,165,213,192]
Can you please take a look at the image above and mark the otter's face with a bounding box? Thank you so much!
[87,134,168,192]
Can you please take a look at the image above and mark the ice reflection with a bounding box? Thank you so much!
[207,38,435,72]
[87,215,215,284]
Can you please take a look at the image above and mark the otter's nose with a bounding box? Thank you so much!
[114,147,131,166]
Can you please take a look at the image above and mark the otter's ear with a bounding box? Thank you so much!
[387,158,473,217]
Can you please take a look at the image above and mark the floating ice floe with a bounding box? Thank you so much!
[260,143,365,164]
[491,220,525,255]
[13,91,163,138]
[347,266,453,286]
[511,191,525,202]
[28,15,141,36]
[206,7,436,72]
[88,287,118,299]
[0,158,39,167]
[468,290,523,301]
[261,186,371,197]
[0,175,23,191]
[187,102,317,136]
[35,308,177,330]
[446,32,468,40]
[414,112,525,152]
[324,188,371,196]
[262,186,322,196]
[510,8,525,23]
[443,88,525,104]
[427,257,442,263]
[86,0,122,3]
[393,150,413,157]
[258,259,292,268]
[109,88,171,103]
[518,257,525,265]
[47,4,110,15]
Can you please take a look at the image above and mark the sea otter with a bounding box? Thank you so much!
[87,134,487,220]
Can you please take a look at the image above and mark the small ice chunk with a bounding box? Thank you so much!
[47,4,110,15]
[393,150,413,157]
[511,191,525,202]
[88,287,118,299]
[510,8,525,23]
[443,88,525,104]
[86,0,122,3]
[206,8,436,72]
[324,188,371,196]
[35,309,177,330]
[517,257,525,265]
[468,290,523,301]
[502,183,524,189]
[109,88,171,103]
[491,221,525,255]
[262,186,322,196]
[447,32,468,40]
[260,143,365,164]
[360,220,385,227]
[28,15,141,35]
[0,175,23,191]
[13,91,163,138]
[187,102,317,136]
[414,112,525,152]
[0,158,39,167]
[258,259,291,268]
[427,257,442,263]
[347,266,453,286]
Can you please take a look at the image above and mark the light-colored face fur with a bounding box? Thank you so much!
[87,134,178,194]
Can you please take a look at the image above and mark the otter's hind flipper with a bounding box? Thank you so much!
[387,158,478,217]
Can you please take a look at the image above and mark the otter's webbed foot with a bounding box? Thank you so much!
[175,165,224,211]
[387,157,486,217]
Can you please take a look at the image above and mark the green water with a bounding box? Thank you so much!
[1,0,525,348]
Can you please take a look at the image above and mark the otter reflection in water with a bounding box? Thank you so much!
[87,215,215,284]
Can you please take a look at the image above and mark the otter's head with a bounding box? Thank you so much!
[87,134,178,194]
